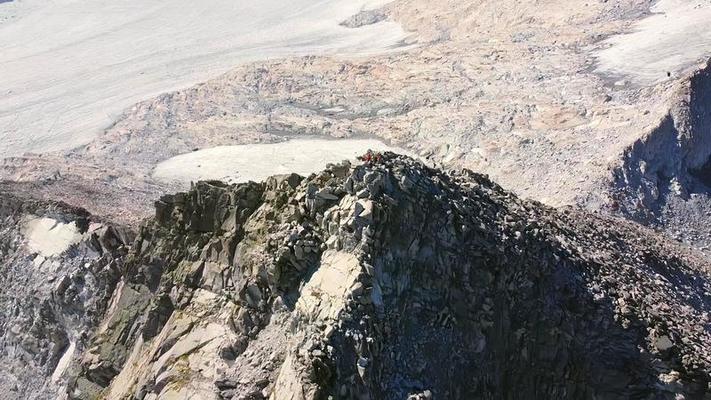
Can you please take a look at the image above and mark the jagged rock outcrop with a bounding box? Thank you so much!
[50,154,711,399]
[0,192,132,399]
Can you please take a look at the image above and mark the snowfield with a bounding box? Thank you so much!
[153,138,411,188]
[595,0,711,85]
[0,0,409,157]
[21,216,83,257]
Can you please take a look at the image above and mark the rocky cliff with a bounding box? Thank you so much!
[0,192,132,399]
[608,61,711,250]
[2,154,710,399]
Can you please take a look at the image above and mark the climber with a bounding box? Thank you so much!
[359,150,382,164]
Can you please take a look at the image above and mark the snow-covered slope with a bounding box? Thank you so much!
[152,138,411,188]
[0,0,409,157]
[595,0,711,85]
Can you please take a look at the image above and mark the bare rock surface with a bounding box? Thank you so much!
[3,154,707,399]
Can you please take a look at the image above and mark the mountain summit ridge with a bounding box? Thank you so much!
[3,153,709,399]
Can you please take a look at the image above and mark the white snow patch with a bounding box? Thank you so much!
[22,217,83,257]
[153,138,411,187]
[51,341,76,383]
[595,0,711,85]
[0,0,410,157]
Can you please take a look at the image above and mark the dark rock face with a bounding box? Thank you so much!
[270,153,708,399]
[340,160,711,399]
[3,154,710,399]
[340,9,388,29]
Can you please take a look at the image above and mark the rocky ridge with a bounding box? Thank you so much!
[3,154,708,399]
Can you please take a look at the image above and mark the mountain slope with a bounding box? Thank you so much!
[48,153,711,399]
